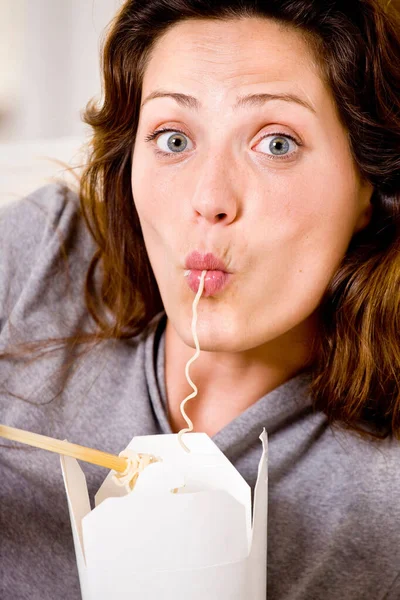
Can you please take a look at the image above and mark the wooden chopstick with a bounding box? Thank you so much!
[0,424,128,473]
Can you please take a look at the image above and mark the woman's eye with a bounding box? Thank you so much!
[144,129,193,156]
[255,134,299,159]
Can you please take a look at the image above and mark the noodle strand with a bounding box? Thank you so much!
[177,269,207,453]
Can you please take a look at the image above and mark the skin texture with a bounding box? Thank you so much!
[131,17,373,436]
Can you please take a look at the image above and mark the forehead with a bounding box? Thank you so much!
[142,17,328,112]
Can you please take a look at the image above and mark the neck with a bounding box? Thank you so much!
[164,316,316,438]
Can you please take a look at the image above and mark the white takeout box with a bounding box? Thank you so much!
[60,429,268,600]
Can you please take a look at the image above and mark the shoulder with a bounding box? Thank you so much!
[326,426,400,520]
[0,182,83,265]
[0,183,96,331]
[0,181,79,234]
[328,425,400,479]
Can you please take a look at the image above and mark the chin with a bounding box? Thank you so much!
[175,316,256,353]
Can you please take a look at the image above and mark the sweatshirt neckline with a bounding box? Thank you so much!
[145,311,313,457]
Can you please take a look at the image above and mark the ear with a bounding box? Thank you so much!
[354,180,374,233]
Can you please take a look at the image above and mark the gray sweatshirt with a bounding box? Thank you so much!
[0,183,399,600]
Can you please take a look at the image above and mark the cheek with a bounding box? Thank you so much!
[132,161,162,231]
[131,161,179,276]
[268,151,361,241]
[246,165,362,303]
[132,150,176,216]
[245,168,356,257]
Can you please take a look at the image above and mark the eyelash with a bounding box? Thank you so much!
[144,127,302,160]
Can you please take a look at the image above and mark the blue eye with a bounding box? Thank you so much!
[144,129,192,155]
[257,133,300,158]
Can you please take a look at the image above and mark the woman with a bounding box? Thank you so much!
[1,0,400,598]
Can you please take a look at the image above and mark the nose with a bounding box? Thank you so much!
[190,157,239,225]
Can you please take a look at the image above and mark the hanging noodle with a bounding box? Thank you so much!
[177,269,207,453]
[112,269,206,492]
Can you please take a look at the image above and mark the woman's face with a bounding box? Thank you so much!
[131,17,373,352]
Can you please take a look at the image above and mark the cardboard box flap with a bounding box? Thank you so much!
[60,453,91,560]
[95,432,251,517]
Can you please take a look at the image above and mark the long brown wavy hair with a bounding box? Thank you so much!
[3,0,400,438]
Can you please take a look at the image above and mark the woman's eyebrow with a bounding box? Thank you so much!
[141,89,317,115]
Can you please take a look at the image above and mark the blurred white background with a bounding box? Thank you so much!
[0,0,123,204]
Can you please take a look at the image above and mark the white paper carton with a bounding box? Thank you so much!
[60,429,268,600]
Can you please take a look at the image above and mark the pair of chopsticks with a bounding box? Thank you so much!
[0,424,128,472]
